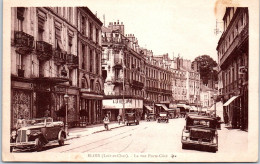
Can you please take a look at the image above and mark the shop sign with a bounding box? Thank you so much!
[103,99,133,109]
[55,86,66,93]
[35,84,51,92]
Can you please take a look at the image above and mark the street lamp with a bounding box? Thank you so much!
[64,93,69,135]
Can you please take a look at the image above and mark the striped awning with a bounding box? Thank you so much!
[145,106,153,111]
[223,96,239,106]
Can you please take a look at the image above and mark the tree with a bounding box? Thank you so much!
[192,55,218,85]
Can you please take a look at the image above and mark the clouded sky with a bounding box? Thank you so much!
[86,0,224,62]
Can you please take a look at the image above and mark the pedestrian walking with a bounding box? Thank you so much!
[117,115,121,125]
[103,114,110,130]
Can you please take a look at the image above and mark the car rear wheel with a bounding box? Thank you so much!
[59,133,65,146]
[35,138,43,152]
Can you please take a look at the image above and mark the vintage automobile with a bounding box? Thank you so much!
[125,113,139,126]
[157,112,169,123]
[10,117,66,152]
[181,115,218,152]
[146,113,156,121]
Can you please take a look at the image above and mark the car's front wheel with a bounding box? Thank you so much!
[59,133,65,146]
[35,138,43,152]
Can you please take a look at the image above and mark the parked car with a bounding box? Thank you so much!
[10,117,66,152]
[125,113,139,126]
[157,112,169,123]
[146,113,156,121]
[181,114,218,152]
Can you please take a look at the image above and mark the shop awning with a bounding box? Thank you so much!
[155,104,162,107]
[223,96,239,106]
[161,104,169,111]
[177,104,189,108]
[145,106,153,111]
[33,77,69,84]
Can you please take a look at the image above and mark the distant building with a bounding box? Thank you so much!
[200,84,217,109]
[171,57,200,106]
[101,21,145,121]
[216,7,248,130]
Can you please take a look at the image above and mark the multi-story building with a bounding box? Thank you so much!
[11,7,79,129]
[171,57,200,106]
[143,52,172,114]
[101,21,145,121]
[216,7,248,130]
[11,7,104,130]
[77,7,104,125]
[200,84,217,109]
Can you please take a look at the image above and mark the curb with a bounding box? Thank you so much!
[65,124,126,141]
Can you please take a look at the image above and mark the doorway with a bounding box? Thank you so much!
[36,92,51,118]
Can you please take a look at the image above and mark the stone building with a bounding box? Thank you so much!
[10,7,104,129]
[77,7,104,125]
[11,7,79,129]
[143,52,173,115]
[216,7,248,130]
[101,21,145,121]
[171,57,200,107]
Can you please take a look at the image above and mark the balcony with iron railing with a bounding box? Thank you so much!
[112,77,124,85]
[14,31,34,55]
[54,50,67,65]
[114,57,123,69]
[67,54,79,69]
[132,80,144,88]
[36,41,53,61]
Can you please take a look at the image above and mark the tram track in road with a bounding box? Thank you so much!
[118,126,149,153]
[61,126,139,153]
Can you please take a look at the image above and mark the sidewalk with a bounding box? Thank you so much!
[66,121,126,140]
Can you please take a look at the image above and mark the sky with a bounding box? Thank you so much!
[86,0,225,62]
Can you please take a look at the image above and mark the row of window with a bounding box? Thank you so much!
[219,8,248,60]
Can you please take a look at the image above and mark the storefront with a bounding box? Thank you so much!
[11,79,34,130]
[102,98,143,121]
[80,92,103,125]
[223,95,240,128]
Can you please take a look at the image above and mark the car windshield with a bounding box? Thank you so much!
[187,118,216,129]
[24,118,52,126]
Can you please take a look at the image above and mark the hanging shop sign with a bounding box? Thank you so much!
[103,99,143,109]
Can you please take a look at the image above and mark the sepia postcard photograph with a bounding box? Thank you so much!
[2,0,259,162]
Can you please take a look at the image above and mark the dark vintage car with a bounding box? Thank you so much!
[10,117,66,152]
[125,113,139,126]
[157,112,169,123]
[181,115,218,152]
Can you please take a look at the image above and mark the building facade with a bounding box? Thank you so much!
[77,7,104,125]
[216,7,248,130]
[171,57,200,107]
[11,7,104,129]
[144,52,172,114]
[11,7,79,129]
[101,21,145,121]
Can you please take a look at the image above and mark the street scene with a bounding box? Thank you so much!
[6,0,252,162]
[12,119,247,154]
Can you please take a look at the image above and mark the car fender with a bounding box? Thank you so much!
[58,130,67,140]
[36,133,48,144]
